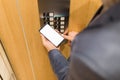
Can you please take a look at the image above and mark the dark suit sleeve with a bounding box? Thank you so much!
[48,49,69,80]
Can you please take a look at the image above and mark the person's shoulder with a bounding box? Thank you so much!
[88,3,120,28]
[72,21,120,80]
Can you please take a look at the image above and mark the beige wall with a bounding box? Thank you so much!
[0,0,102,80]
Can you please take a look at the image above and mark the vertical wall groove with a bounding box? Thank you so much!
[15,0,36,80]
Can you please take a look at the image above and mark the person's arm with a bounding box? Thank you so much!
[48,49,69,80]
[41,35,69,80]
[62,31,79,46]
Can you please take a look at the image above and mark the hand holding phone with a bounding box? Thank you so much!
[39,24,64,47]
[41,34,58,51]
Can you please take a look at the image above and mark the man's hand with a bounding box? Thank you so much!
[62,31,78,41]
[62,31,78,46]
[41,35,58,52]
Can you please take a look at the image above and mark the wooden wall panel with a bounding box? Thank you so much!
[0,0,35,79]
[68,0,102,32]
[0,0,57,79]
[17,0,57,80]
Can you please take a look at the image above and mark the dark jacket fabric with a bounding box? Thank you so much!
[48,3,120,80]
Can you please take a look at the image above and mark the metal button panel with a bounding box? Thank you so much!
[42,12,66,33]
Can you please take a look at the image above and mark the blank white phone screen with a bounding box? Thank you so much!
[40,24,64,47]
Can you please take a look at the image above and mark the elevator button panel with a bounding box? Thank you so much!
[38,0,70,33]
[41,12,68,33]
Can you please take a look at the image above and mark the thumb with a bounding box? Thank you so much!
[62,34,72,41]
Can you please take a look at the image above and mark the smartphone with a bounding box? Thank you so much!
[39,24,64,47]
